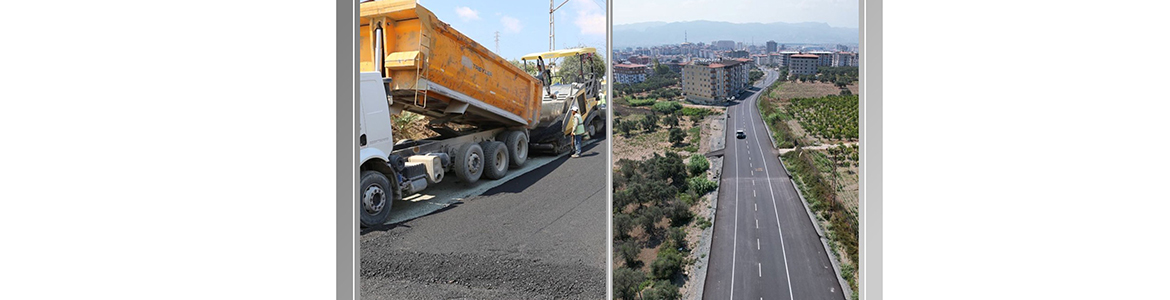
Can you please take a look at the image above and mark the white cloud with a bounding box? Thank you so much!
[571,0,606,37]
[500,16,523,33]
[454,6,480,22]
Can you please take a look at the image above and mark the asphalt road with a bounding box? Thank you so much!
[702,70,845,300]
[360,139,608,299]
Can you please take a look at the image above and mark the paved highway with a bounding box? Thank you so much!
[702,69,844,300]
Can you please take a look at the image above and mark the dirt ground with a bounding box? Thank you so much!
[766,81,854,101]
[611,106,724,166]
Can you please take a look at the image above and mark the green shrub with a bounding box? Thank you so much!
[619,239,641,266]
[687,154,709,177]
[696,216,712,230]
[613,267,646,300]
[628,98,656,106]
[652,101,682,114]
[679,107,714,117]
[668,128,685,145]
[687,176,717,195]
[666,227,687,250]
[614,213,633,239]
[650,247,684,279]
[643,280,681,300]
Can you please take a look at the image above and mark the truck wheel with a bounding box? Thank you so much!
[504,130,528,168]
[359,170,397,227]
[454,142,484,184]
[482,141,508,180]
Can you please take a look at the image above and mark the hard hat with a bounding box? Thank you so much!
[571,106,579,111]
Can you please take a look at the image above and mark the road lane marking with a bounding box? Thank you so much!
[756,219,759,228]
[754,190,756,197]
[758,263,762,277]
[757,238,760,249]
[729,118,742,300]
[754,203,757,211]
[747,113,795,300]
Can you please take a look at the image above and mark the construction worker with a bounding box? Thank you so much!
[570,106,585,158]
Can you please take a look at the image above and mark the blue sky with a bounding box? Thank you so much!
[416,0,607,60]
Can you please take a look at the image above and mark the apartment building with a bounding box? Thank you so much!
[789,54,819,76]
[628,55,651,65]
[832,52,859,67]
[613,63,651,84]
[682,59,750,103]
[809,51,836,66]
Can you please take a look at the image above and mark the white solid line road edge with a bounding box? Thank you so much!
[729,108,741,300]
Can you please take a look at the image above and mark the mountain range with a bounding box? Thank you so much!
[613,21,857,48]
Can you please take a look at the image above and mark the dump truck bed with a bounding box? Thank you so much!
[359,0,542,129]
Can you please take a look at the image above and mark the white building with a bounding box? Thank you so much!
[788,54,819,76]
[613,63,650,84]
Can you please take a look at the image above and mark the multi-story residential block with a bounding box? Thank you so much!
[628,55,651,65]
[766,41,778,54]
[778,51,800,67]
[682,59,750,103]
[714,40,736,50]
[789,54,819,76]
[752,54,770,66]
[832,52,859,67]
[809,51,836,66]
[613,63,651,84]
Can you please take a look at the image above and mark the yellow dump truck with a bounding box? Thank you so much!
[356,0,604,226]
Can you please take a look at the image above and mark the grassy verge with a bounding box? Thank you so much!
[781,149,858,298]
[757,81,802,148]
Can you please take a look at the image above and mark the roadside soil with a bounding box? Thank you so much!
[611,105,724,166]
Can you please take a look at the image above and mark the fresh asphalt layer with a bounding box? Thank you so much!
[702,70,845,300]
[360,138,608,299]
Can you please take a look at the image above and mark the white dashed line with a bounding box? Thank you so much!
[758,263,762,277]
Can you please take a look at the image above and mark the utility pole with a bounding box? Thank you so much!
[550,0,571,51]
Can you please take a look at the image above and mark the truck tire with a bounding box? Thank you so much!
[504,130,528,168]
[592,117,605,139]
[359,170,397,227]
[454,142,484,184]
[481,141,508,180]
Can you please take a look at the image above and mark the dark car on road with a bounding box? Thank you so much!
[736,129,745,139]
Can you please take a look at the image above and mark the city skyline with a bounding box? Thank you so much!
[614,0,859,28]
